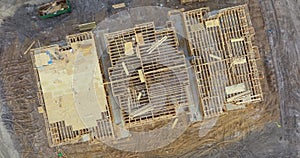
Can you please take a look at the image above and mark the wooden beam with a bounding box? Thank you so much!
[122,62,129,75]
[112,3,126,9]
[147,36,168,54]
[24,41,36,54]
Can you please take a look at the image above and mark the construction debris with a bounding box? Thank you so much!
[130,104,154,118]
[172,118,179,129]
[38,106,45,114]
[23,41,35,54]
[38,0,71,19]
[112,3,126,9]
[225,83,246,95]
[77,22,97,32]
[147,36,168,54]
[231,57,247,65]
[180,0,207,4]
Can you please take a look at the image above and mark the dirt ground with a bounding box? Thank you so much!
[0,0,299,158]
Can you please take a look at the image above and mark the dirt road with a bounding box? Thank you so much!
[260,0,300,156]
[0,102,20,158]
[0,1,36,157]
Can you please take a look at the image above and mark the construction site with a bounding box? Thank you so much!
[0,0,299,157]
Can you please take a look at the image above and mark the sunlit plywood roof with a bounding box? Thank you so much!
[32,36,108,131]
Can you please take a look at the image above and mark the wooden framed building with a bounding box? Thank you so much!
[105,22,191,128]
[182,5,263,118]
[31,32,114,147]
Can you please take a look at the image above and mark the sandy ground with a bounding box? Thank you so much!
[0,0,48,25]
[0,102,19,158]
[263,0,300,154]
[0,1,47,157]
[0,1,22,157]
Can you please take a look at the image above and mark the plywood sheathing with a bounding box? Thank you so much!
[124,42,134,56]
[225,83,246,95]
[31,32,114,146]
[135,33,145,45]
[34,52,52,67]
[183,5,263,118]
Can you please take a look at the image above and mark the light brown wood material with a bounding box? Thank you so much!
[105,22,191,128]
[183,5,263,118]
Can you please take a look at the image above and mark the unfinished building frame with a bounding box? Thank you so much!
[31,32,114,147]
[27,4,265,147]
[105,22,191,128]
[182,5,263,118]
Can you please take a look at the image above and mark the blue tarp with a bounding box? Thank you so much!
[45,51,53,65]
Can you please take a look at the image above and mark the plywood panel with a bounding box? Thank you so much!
[32,32,114,146]
[225,83,246,95]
